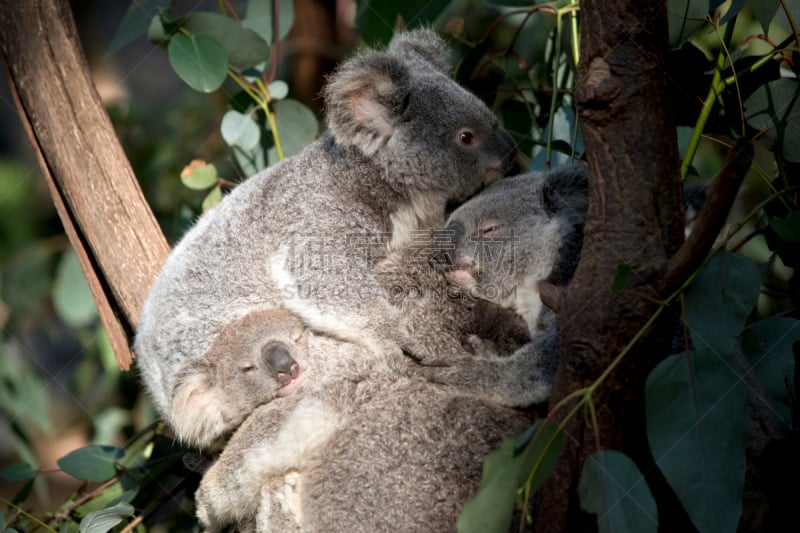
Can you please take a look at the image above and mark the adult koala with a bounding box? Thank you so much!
[194,167,588,532]
[134,28,517,444]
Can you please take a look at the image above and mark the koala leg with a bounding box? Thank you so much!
[195,395,338,530]
[416,330,560,407]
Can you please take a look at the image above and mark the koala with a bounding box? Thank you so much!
[169,309,306,450]
[134,28,517,438]
[411,165,588,406]
[194,167,588,531]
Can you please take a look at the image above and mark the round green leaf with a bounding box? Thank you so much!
[1,462,36,482]
[667,0,708,48]
[58,445,124,482]
[181,160,218,190]
[268,80,289,100]
[745,79,800,163]
[243,0,295,43]
[108,0,170,54]
[221,110,261,151]
[183,12,270,70]
[646,350,748,533]
[579,450,658,533]
[269,99,318,161]
[202,185,223,212]
[167,33,228,93]
[52,249,98,328]
[79,502,134,533]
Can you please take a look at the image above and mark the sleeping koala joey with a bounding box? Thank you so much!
[169,309,307,450]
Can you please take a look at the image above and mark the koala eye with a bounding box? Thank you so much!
[241,364,258,373]
[478,223,501,238]
[458,129,475,146]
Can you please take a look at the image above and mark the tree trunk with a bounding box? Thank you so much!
[536,1,752,531]
[0,0,170,370]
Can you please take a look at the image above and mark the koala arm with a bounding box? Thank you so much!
[195,395,337,530]
[416,330,559,407]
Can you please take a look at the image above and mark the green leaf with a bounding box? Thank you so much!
[0,344,52,434]
[457,420,563,533]
[79,502,134,533]
[268,80,289,100]
[684,250,760,356]
[52,249,98,328]
[768,211,800,243]
[108,0,172,54]
[58,445,124,482]
[667,0,708,48]
[221,110,261,151]
[579,450,658,533]
[741,317,800,430]
[75,475,140,518]
[167,33,228,93]
[243,0,295,43]
[1,462,35,482]
[183,12,270,70]
[203,185,223,212]
[775,0,800,34]
[269,99,319,161]
[646,349,748,533]
[745,79,800,163]
[180,160,218,190]
[749,0,781,34]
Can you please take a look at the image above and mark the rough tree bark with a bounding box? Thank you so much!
[0,0,170,370]
[536,1,753,531]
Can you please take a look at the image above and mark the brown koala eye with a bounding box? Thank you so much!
[459,130,475,146]
[241,364,257,373]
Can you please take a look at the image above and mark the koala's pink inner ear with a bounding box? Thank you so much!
[348,73,399,138]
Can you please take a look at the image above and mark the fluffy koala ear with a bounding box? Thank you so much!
[324,52,410,157]
[541,165,589,215]
[169,358,227,450]
[388,28,453,76]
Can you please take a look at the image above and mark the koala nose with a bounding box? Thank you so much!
[430,221,465,270]
[263,343,300,385]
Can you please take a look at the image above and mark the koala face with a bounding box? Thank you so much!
[169,309,308,450]
[324,29,517,203]
[432,166,588,325]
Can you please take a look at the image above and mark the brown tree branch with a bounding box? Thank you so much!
[0,0,170,370]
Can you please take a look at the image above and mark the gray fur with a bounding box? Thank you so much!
[134,28,516,444]
[194,168,588,531]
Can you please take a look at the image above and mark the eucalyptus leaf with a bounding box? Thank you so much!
[268,80,289,100]
[457,420,563,533]
[667,0,708,48]
[244,0,295,43]
[109,0,172,54]
[1,462,35,482]
[718,0,745,25]
[52,249,97,328]
[75,475,140,518]
[268,99,319,161]
[749,0,781,34]
[745,79,800,163]
[646,348,748,533]
[768,211,800,243]
[579,450,658,533]
[58,445,124,482]
[221,110,261,151]
[740,317,800,430]
[203,185,223,212]
[683,250,761,356]
[167,33,228,93]
[79,502,135,533]
[183,12,270,70]
[180,160,218,190]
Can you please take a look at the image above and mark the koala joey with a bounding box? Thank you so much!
[421,164,588,406]
[170,309,306,450]
[134,28,517,431]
